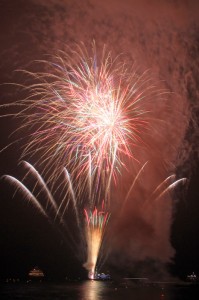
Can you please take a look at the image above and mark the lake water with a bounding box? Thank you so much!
[1,280,199,300]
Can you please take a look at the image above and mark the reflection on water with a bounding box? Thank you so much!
[80,280,105,300]
[1,280,199,300]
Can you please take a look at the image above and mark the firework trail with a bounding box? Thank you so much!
[3,175,48,219]
[2,162,80,250]
[22,161,58,213]
[122,163,187,211]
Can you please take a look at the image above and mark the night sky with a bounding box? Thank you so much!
[0,0,199,281]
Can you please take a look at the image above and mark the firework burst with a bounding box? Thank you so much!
[13,42,166,196]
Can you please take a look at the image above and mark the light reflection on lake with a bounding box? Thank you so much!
[80,280,105,300]
[1,280,199,300]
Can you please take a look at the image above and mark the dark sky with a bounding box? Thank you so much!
[0,0,199,280]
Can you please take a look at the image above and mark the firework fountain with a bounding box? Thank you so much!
[83,206,110,279]
[2,42,187,278]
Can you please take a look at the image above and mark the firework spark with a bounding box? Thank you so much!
[2,162,81,249]
[3,175,48,219]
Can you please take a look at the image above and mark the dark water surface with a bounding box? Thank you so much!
[1,281,199,300]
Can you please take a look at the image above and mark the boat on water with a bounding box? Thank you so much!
[88,270,110,280]
[95,273,111,280]
[28,266,45,281]
[186,272,199,283]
